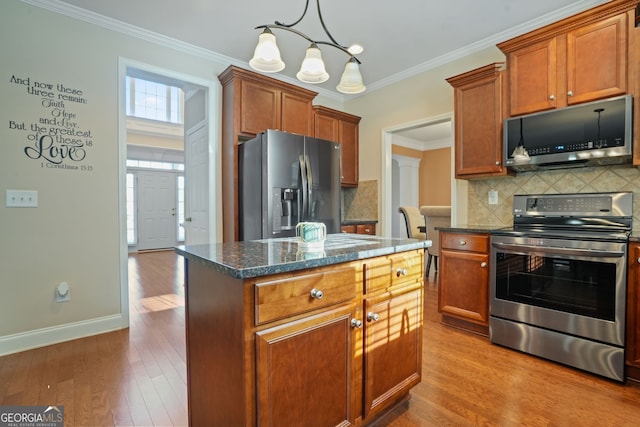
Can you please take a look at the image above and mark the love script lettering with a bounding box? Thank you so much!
[24,134,87,164]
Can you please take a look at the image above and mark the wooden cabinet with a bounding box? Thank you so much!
[218,66,317,241]
[342,222,376,235]
[314,106,361,186]
[498,1,636,116]
[446,63,511,179]
[362,252,423,419]
[255,305,357,426]
[438,231,490,335]
[627,242,640,381]
[184,249,424,426]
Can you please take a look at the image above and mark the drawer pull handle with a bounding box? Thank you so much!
[367,312,379,322]
[480,262,487,268]
[351,319,363,328]
[310,288,324,299]
[459,240,467,246]
[396,268,407,277]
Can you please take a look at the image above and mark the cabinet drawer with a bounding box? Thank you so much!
[255,266,357,325]
[341,225,357,233]
[357,224,376,235]
[441,233,488,253]
[364,251,423,294]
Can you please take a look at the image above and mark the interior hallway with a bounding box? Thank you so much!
[1,251,640,426]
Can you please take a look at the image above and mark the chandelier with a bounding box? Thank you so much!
[249,0,366,94]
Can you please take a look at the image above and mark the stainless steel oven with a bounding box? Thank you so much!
[490,192,632,381]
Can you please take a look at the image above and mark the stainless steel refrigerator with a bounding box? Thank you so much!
[238,129,341,241]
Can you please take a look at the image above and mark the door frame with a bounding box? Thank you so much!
[380,113,466,237]
[117,57,220,327]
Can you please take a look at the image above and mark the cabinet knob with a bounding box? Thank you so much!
[637,257,640,264]
[367,312,379,322]
[567,90,574,97]
[310,288,324,299]
[459,240,467,246]
[495,161,500,165]
[549,94,555,100]
[480,262,487,268]
[351,319,363,328]
[396,268,407,277]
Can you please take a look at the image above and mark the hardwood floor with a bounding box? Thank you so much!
[1,250,640,426]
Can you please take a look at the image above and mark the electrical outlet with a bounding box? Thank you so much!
[56,282,70,302]
[488,190,499,205]
[6,190,38,207]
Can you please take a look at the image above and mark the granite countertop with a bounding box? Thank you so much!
[176,234,430,279]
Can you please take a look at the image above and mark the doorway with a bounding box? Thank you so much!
[381,113,467,237]
[117,58,220,328]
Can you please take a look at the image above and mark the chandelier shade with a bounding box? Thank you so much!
[249,0,365,94]
[337,58,366,94]
[297,44,330,83]
[249,28,285,72]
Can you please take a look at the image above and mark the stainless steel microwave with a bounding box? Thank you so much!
[504,95,633,172]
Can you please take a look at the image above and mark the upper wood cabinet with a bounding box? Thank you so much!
[446,63,512,179]
[218,66,317,241]
[498,1,637,116]
[314,105,361,186]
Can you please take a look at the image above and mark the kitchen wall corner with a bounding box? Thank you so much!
[342,180,378,221]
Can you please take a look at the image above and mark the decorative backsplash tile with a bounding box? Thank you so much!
[342,180,378,220]
[468,164,640,232]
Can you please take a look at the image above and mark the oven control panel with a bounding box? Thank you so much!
[513,192,632,217]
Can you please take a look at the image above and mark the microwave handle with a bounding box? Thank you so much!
[491,241,625,258]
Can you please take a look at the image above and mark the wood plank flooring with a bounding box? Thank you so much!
[1,250,640,426]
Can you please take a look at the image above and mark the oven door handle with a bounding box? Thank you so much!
[491,241,625,258]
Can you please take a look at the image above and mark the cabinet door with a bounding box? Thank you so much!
[240,80,279,135]
[315,113,339,141]
[627,243,640,380]
[339,120,359,186]
[507,38,557,115]
[256,306,356,427]
[439,248,489,325]
[566,13,627,105]
[281,91,313,136]
[363,287,422,419]
[453,68,505,177]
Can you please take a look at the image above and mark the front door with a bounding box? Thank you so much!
[137,170,177,250]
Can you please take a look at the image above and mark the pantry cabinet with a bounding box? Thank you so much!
[498,2,635,116]
[314,105,361,186]
[438,231,490,336]
[218,66,317,241]
[446,63,511,179]
[626,242,640,381]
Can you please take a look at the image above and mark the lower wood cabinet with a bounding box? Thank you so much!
[438,231,490,335]
[627,242,640,381]
[185,249,423,426]
[342,222,376,235]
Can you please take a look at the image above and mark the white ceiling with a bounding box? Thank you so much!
[42,0,609,98]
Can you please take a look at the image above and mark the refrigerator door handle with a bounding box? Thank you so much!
[305,155,313,219]
[299,155,308,220]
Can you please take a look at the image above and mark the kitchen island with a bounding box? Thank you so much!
[176,234,430,426]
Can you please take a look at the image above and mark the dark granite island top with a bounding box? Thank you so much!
[175,233,431,279]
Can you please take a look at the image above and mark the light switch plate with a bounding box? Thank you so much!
[488,190,498,205]
[6,190,38,207]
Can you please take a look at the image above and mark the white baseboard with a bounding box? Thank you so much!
[0,314,128,356]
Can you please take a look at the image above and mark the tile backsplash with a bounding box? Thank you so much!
[342,180,378,220]
[467,164,640,232]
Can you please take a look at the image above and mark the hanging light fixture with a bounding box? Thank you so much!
[250,0,366,94]
[511,117,530,162]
